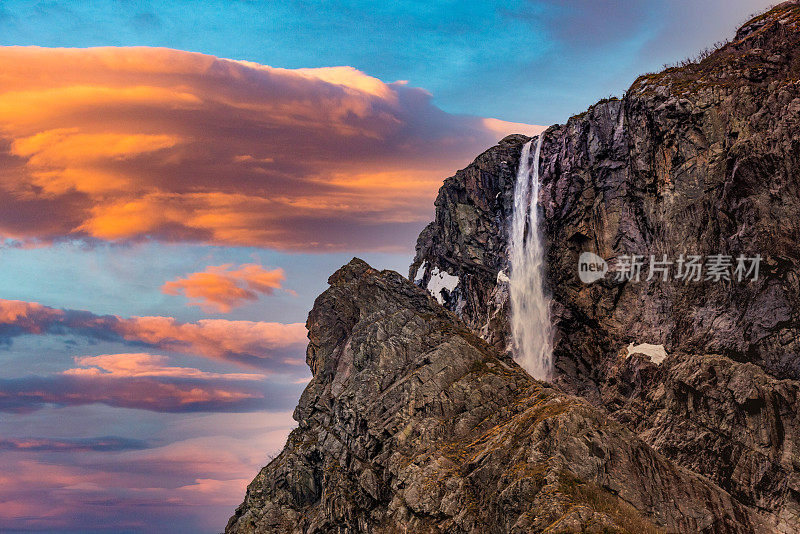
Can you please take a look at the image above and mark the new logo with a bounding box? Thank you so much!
[578,252,608,284]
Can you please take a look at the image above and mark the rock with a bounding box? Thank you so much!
[410,134,529,349]
[228,4,800,533]
[407,2,800,530]
[600,351,800,532]
[411,1,800,391]
[226,259,768,533]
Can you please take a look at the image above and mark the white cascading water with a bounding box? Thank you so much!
[509,135,553,380]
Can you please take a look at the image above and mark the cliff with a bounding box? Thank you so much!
[229,3,800,532]
[226,259,767,533]
[412,1,800,387]
[409,1,800,530]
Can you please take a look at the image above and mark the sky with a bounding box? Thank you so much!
[0,1,775,532]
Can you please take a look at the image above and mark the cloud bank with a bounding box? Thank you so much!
[0,373,293,414]
[0,436,149,452]
[0,421,295,532]
[0,46,543,252]
[65,353,267,380]
[0,352,301,414]
[0,298,308,369]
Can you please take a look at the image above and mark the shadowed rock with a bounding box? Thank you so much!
[601,351,800,531]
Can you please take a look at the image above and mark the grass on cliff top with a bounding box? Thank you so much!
[629,2,800,96]
[744,1,799,27]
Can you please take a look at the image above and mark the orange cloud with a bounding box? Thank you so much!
[0,299,60,329]
[162,264,289,312]
[116,316,308,367]
[11,129,180,168]
[0,46,544,251]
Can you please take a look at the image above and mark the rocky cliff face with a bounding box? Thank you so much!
[412,0,800,388]
[230,3,800,532]
[600,351,800,530]
[408,1,800,530]
[227,259,769,533]
[410,134,529,349]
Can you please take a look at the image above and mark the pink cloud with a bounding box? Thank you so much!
[0,307,308,414]
[162,264,290,312]
[116,316,308,367]
[0,373,282,414]
[65,353,267,380]
[0,424,294,531]
[0,46,543,251]
[0,298,308,369]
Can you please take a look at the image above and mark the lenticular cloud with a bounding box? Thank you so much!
[0,46,543,251]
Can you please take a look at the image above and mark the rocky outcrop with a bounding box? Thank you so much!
[227,259,769,533]
[411,1,800,389]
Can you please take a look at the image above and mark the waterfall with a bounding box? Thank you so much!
[508,135,553,380]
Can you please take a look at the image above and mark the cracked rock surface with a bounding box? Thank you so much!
[226,259,767,533]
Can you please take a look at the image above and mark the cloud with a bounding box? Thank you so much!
[64,353,267,380]
[508,0,651,50]
[506,1,776,72]
[0,351,302,413]
[0,298,308,370]
[0,436,149,452]
[0,423,295,531]
[0,46,543,252]
[0,373,292,413]
[0,353,295,414]
[162,264,290,312]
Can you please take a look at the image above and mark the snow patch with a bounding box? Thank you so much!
[427,267,459,305]
[627,342,667,365]
[414,261,427,283]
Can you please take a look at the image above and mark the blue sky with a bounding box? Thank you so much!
[0,0,774,123]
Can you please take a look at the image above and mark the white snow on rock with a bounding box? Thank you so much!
[626,342,668,365]
[427,267,459,305]
[414,261,428,283]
